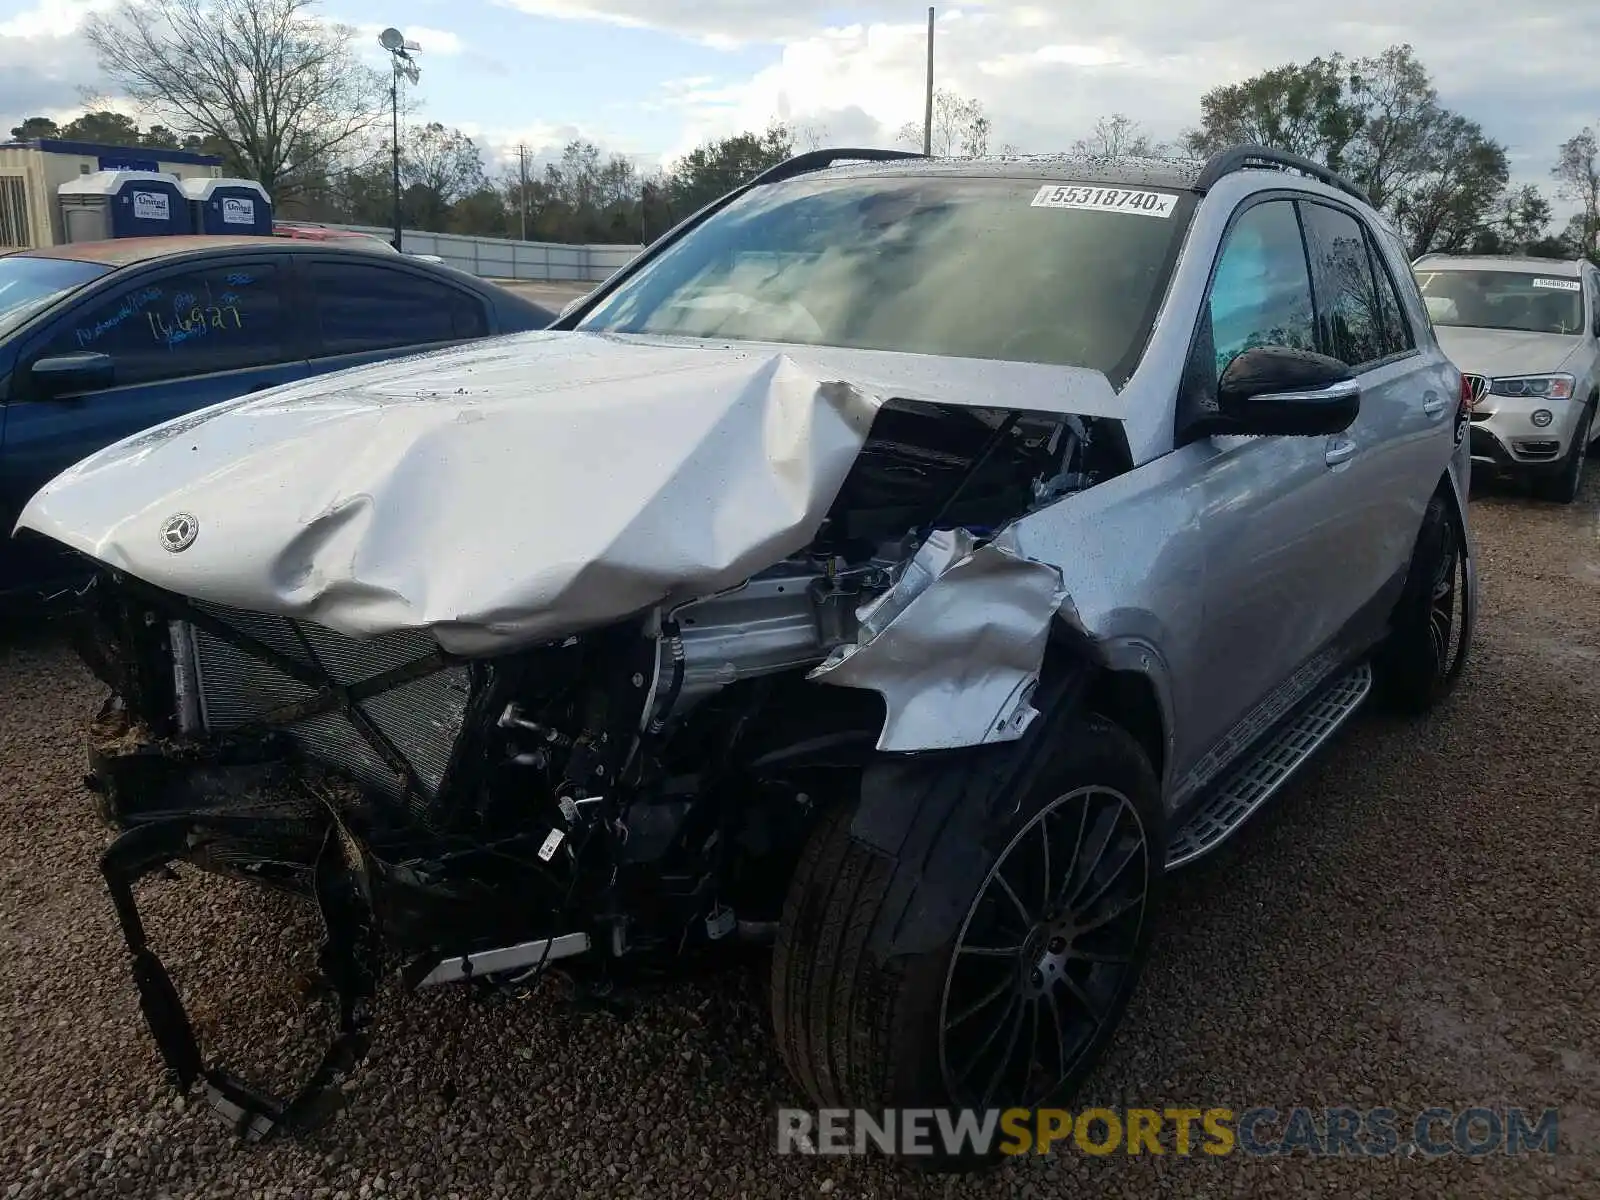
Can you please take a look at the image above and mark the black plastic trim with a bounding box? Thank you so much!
[1196,144,1371,207]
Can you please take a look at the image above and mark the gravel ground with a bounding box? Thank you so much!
[3,469,1598,1199]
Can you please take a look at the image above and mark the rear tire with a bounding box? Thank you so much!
[770,712,1164,1170]
[1373,491,1471,714]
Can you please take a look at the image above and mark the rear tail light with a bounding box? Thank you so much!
[1459,373,1473,414]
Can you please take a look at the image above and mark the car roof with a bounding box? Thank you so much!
[799,153,1210,192]
[17,235,397,269]
[1414,254,1586,276]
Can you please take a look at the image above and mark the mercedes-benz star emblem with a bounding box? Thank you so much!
[160,512,199,553]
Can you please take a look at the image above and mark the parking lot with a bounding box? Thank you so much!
[493,280,594,312]
[2,469,1597,1200]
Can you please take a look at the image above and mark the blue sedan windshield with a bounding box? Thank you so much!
[0,256,110,338]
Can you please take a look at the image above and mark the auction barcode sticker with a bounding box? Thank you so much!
[1031,183,1177,217]
[1531,277,1580,291]
[537,828,564,861]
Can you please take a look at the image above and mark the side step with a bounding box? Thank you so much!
[1165,663,1373,870]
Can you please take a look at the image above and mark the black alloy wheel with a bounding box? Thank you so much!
[938,784,1151,1108]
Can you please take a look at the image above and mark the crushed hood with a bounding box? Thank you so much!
[17,331,1122,655]
[1433,326,1583,379]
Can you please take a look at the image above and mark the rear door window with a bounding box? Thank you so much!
[1298,202,1387,368]
[305,260,489,356]
[37,260,288,387]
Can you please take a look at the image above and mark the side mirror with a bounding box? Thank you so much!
[1215,346,1360,436]
[31,351,114,397]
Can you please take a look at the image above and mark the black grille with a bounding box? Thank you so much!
[181,603,472,818]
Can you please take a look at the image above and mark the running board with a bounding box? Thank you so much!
[1165,663,1373,870]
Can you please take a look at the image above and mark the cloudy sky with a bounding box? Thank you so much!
[4,0,1597,205]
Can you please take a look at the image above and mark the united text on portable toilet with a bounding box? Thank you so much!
[180,176,272,235]
[57,170,192,241]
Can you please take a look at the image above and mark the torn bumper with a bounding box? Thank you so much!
[86,713,585,1140]
[101,802,380,1141]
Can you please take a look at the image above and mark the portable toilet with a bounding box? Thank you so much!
[181,177,272,235]
[57,171,192,240]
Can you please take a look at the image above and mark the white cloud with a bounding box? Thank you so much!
[0,0,116,41]
[492,0,908,48]
[645,0,1600,198]
[0,0,113,131]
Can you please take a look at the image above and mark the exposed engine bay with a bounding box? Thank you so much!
[71,397,1126,1139]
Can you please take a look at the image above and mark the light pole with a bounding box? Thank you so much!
[923,7,934,156]
[379,27,420,251]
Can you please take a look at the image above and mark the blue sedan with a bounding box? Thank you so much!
[0,235,553,599]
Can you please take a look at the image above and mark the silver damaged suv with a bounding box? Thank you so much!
[16,146,1479,1162]
[1414,252,1600,503]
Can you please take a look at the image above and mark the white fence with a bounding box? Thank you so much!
[323,222,643,283]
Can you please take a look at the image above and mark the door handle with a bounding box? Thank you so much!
[1422,393,1446,417]
[1324,438,1358,467]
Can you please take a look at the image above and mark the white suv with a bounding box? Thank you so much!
[1414,253,1600,503]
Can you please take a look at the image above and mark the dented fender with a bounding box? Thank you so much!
[807,527,1073,751]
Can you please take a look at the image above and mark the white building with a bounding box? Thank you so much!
[0,137,222,251]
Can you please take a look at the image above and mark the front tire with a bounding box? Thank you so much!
[771,712,1164,1169]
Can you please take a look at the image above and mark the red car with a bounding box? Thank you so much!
[271,222,447,264]
[270,221,397,251]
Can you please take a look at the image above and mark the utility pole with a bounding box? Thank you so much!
[518,144,529,241]
[923,7,935,156]
[390,63,402,250]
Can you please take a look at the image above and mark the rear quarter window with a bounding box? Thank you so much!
[1381,232,1435,336]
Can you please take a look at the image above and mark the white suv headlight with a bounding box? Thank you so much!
[1489,373,1575,400]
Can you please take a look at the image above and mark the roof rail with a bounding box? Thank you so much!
[1195,144,1371,207]
[746,147,928,189]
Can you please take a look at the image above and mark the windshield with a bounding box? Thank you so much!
[577,174,1192,384]
[0,256,110,338]
[1415,269,1586,335]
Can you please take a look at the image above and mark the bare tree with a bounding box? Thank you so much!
[84,0,387,199]
[1072,113,1165,158]
[401,123,486,230]
[896,89,993,158]
[790,121,830,153]
[1552,127,1599,254]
